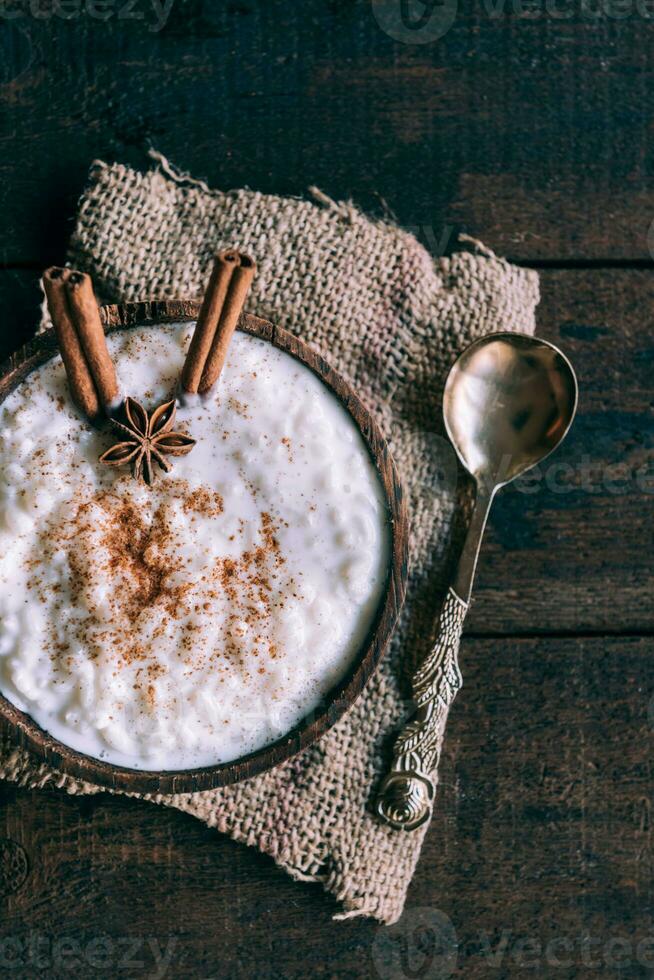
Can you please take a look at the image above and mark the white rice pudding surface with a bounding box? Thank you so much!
[0,324,389,770]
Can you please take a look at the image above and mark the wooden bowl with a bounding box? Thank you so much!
[0,302,408,794]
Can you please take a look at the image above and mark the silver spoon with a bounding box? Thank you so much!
[376,331,578,831]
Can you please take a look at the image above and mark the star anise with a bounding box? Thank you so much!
[99,397,196,486]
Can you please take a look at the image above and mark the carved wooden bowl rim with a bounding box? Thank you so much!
[0,301,409,794]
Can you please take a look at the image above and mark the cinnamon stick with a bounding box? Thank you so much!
[43,267,101,421]
[181,249,240,395]
[198,253,256,395]
[66,271,121,412]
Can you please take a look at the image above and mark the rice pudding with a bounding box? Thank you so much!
[0,324,389,771]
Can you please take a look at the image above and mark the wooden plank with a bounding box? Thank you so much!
[0,269,42,363]
[0,635,651,977]
[0,7,653,262]
[469,268,654,634]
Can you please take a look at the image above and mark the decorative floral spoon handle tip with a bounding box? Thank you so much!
[375,587,467,831]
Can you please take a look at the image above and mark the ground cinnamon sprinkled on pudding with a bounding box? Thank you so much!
[30,490,290,702]
[281,437,293,462]
[183,487,224,518]
[0,324,389,770]
[228,396,250,419]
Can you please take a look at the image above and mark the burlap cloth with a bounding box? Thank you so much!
[0,154,539,924]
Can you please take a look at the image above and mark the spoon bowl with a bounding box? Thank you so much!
[443,332,578,489]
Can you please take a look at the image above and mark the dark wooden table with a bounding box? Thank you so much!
[1,3,653,977]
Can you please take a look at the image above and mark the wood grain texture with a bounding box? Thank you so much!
[0,269,43,363]
[468,268,654,635]
[1,635,652,978]
[0,305,408,794]
[0,1,653,265]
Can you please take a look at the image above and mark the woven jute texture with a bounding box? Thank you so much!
[0,155,539,923]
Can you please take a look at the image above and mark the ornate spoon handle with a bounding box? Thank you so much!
[375,487,494,831]
[375,588,467,830]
